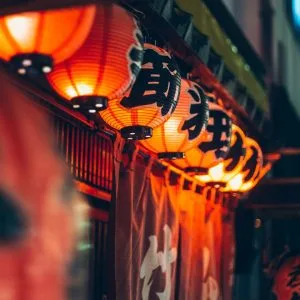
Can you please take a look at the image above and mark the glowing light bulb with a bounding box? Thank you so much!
[227,173,243,191]
[42,66,52,73]
[22,59,32,66]
[208,162,224,181]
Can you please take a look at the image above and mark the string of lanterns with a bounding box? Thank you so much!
[0,2,266,194]
[196,124,246,187]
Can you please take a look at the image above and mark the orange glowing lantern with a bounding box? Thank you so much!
[224,137,263,192]
[100,43,181,140]
[175,102,232,173]
[139,79,209,159]
[0,5,96,74]
[47,4,144,114]
[196,124,246,187]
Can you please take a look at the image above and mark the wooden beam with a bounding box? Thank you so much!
[261,178,300,185]
[255,208,300,219]
[279,148,300,155]
[76,181,111,202]
[248,182,300,208]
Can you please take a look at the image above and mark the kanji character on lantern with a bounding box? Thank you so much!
[121,46,180,117]
[181,84,208,140]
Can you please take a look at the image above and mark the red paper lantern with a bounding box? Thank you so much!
[224,137,263,192]
[272,251,300,300]
[47,4,144,114]
[0,72,81,299]
[197,124,246,187]
[100,43,181,140]
[139,79,209,159]
[0,5,96,74]
[175,102,232,173]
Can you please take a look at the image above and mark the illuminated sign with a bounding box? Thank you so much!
[292,0,300,29]
[287,0,300,37]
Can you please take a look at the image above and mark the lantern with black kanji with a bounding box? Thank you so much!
[0,5,96,74]
[139,79,209,159]
[272,250,300,300]
[100,43,181,140]
[175,102,232,174]
[224,137,263,192]
[47,3,144,114]
[196,124,246,187]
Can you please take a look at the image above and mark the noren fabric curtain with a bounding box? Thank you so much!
[178,187,205,299]
[109,142,236,300]
[111,144,180,300]
[222,211,236,300]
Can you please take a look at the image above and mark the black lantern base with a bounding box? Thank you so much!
[71,96,108,114]
[185,167,208,174]
[158,152,185,160]
[205,181,227,188]
[121,126,152,140]
[10,53,53,76]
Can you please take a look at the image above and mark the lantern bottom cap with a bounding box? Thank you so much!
[10,53,53,76]
[205,181,227,188]
[185,167,208,174]
[71,96,108,113]
[121,126,153,140]
[158,152,185,160]
[223,191,242,197]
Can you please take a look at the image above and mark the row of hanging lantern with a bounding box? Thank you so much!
[191,125,264,193]
[0,2,264,193]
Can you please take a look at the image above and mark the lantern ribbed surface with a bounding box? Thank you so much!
[0,5,96,63]
[175,102,232,173]
[272,253,300,300]
[197,124,246,184]
[140,79,209,157]
[47,3,143,102]
[225,137,263,192]
[100,43,181,140]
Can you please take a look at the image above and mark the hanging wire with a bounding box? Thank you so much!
[118,1,146,21]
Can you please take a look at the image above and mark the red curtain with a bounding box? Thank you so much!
[112,145,180,300]
[202,192,223,300]
[111,144,237,300]
[221,211,236,300]
[178,187,205,299]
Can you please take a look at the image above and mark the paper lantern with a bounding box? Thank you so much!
[272,251,300,300]
[100,43,181,140]
[0,72,80,298]
[47,4,144,114]
[139,79,209,159]
[225,137,263,192]
[196,124,246,187]
[175,102,232,173]
[0,5,96,74]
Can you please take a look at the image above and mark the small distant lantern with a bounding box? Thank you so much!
[197,124,246,187]
[225,137,263,192]
[47,3,144,114]
[0,5,96,74]
[140,79,209,159]
[272,251,300,300]
[100,43,181,140]
[175,102,232,173]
